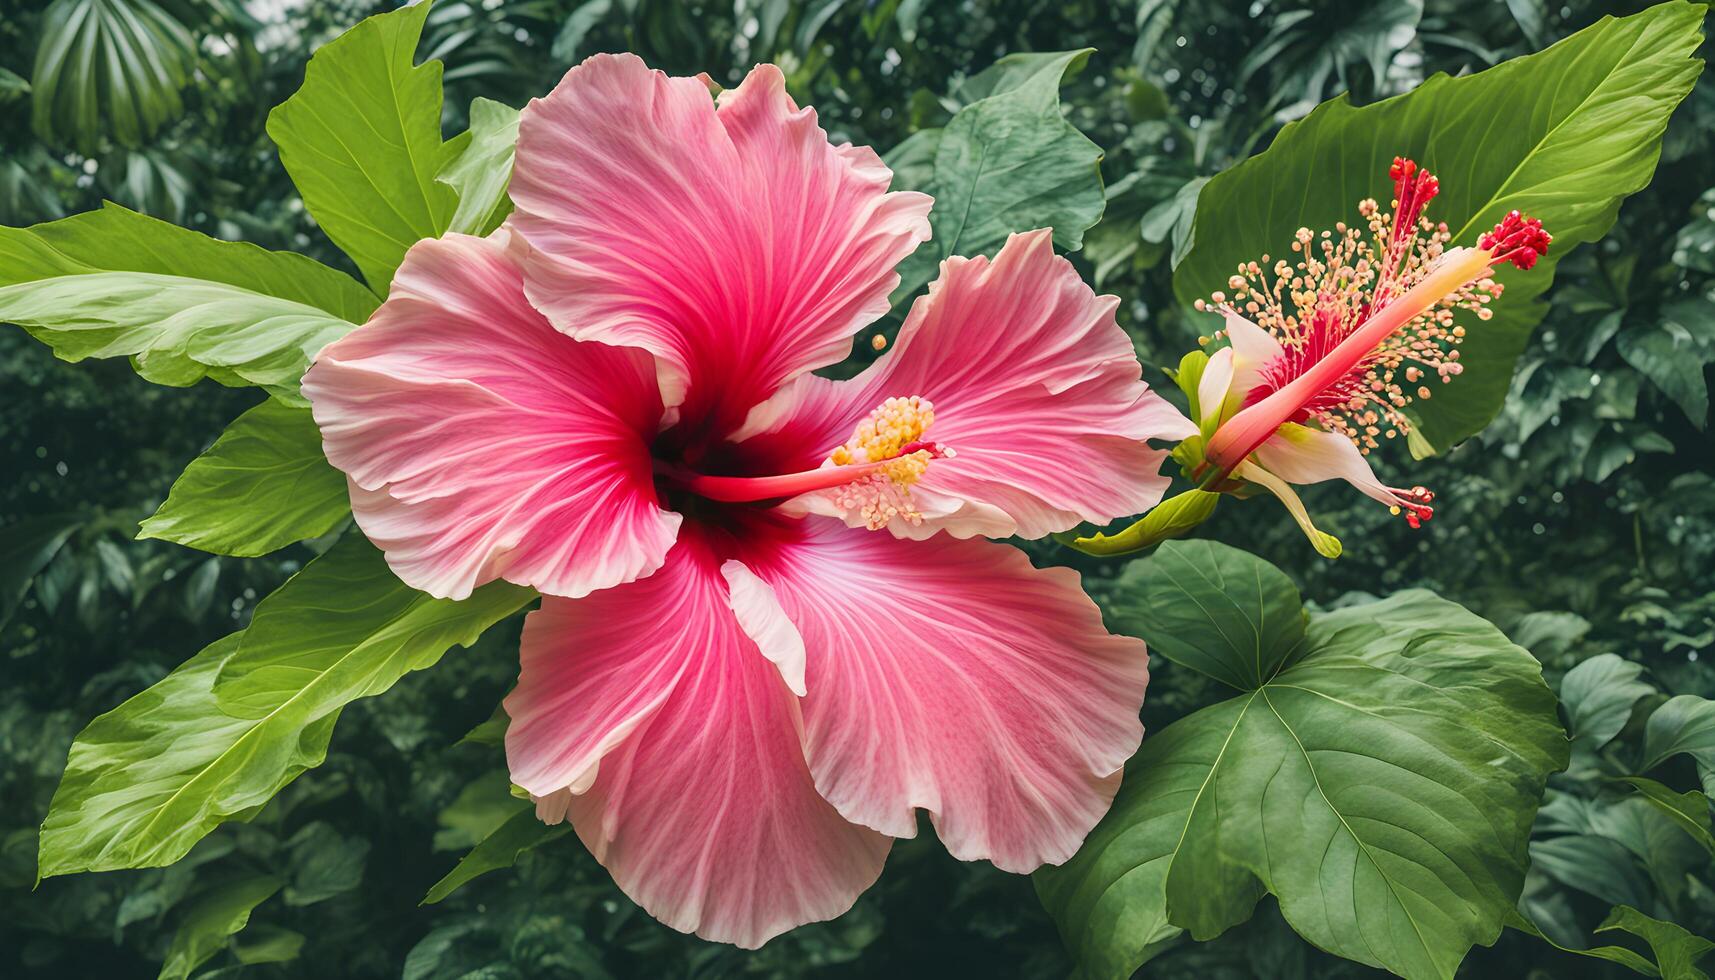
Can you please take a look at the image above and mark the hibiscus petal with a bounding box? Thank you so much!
[1254,422,1416,508]
[302,232,679,600]
[1222,309,1284,395]
[1197,345,1238,429]
[740,518,1149,872]
[734,229,1195,539]
[506,530,889,949]
[508,54,932,432]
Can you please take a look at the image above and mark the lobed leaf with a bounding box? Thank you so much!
[267,2,467,294]
[1037,541,1568,980]
[890,49,1105,303]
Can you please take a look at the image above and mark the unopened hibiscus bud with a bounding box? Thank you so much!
[1180,157,1549,556]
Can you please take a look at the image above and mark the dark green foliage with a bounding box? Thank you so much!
[3,1,1712,977]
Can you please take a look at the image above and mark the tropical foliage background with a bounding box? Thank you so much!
[1,0,1712,977]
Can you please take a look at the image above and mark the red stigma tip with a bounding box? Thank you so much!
[1479,210,1552,270]
[1388,157,1440,243]
[1395,485,1435,529]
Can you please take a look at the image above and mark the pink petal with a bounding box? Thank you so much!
[506,528,889,948]
[741,517,1149,872]
[734,229,1196,539]
[1222,309,1284,394]
[1254,422,1415,508]
[508,54,933,432]
[1197,345,1238,428]
[302,232,679,600]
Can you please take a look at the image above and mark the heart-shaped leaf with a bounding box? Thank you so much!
[1037,540,1567,980]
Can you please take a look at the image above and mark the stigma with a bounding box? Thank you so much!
[824,395,953,530]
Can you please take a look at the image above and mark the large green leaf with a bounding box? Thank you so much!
[37,535,532,877]
[0,203,374,399]
[1101,538,1305,690]
[890,49,1105,302]
[157,874,282,980]
[268,2,466,294]
[139,400,348,557]
[31,0,197,153]
[1036,541,1567,980]
[1175,2,1705,452]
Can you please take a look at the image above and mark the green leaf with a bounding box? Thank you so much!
[138,400,348,557]
[1618,296,1715,428]
[282,821,370,906]
[422,806,571,905]
[1619,776,1715,857]
[1175,2,1706,452]
[1559,653,1655,752]
[891,49,1105,301]
[1642,695,1715,795]
[157,874,282,980]
[1507,905,1660,976]
[0,203,374,399]
[211,533,533,719]
[1060,488,1220,557]
[268,2,466,294]
[439,98,520,237]
[37,535,532,877]
[1103,538,1306,690]
[1037,541,1567,980]
[231,925,306,966]
[1596,905,1715,980]
[32,0,197,153]
[0,513,82,628]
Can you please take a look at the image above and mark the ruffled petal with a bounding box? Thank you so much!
[508,54,932,432]
[302,232,679,600]
[1254,422,1417,509]
[739,518,1149,872]
[506,530,889,949]
[734,230,1195,539]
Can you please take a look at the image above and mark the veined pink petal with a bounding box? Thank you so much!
[301,233,679,600]
[740,517,1149,872]
[733,230,1195,539]
[508,54,933,433]
[506,529,889,949]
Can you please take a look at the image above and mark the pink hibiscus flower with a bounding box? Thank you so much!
[302,54,1194,948]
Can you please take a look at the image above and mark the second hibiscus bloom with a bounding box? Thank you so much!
[302,54,1192,947]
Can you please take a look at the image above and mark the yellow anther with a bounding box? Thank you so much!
[824,395,946,530]
[831,395,935,466]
